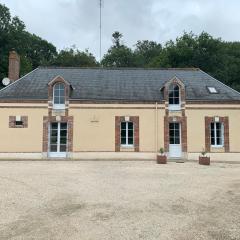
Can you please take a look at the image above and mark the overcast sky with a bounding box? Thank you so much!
[1,0,240,60]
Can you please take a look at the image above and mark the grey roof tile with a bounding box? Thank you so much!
[0,67,240,102]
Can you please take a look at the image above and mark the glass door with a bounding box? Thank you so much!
[169,122,182,158]
[49,122,68,158]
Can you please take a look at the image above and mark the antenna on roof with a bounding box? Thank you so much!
[99,0,103,65]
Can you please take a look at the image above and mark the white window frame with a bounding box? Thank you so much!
[168,84,181,111]
[211,122,224,147]
[121,121,134,147]
[53,83,65,110]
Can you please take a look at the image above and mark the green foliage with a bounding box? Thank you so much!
[2,2,240,93]
[49,47,98,67]
[160,148,164,155]
[0,3,57,86]
[101,32,136,67]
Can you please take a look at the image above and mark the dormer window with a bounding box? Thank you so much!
[169,84,181,111]
[53,83,65,109]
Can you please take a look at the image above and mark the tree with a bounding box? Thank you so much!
[0,3,57,87]
[101,32,136,67]
[134,40,162,67]
[50,47,98,67]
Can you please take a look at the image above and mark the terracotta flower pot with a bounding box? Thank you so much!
[157,154,167,164]
[199,156,210,165]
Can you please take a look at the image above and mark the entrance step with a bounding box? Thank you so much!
[168,158,186,163]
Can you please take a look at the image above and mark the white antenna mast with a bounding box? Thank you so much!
[99,0,103,64]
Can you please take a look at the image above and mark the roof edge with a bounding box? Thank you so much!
[0,67,39,94]
[199,69,240,96]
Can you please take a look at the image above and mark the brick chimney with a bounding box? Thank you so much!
[8,50,20,82]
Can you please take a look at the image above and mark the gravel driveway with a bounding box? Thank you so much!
[0,161,239,240]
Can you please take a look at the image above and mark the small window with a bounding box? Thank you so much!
[53,83,65,109]
[210,122,224,147]
[121,121,134,147]
[207,87,218,94]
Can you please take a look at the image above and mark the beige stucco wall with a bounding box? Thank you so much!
[0,106,47,152]
[0,103,240,162]
[69,104,165,152]
[186,107,240,153]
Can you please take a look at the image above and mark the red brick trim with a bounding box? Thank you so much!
[205,117,229,152]
[115,116,139,152]
[42,116,74,154]
[163,77,186,104]
[164,116,187,152]
[9,116,28,128]
[48,76,70,117]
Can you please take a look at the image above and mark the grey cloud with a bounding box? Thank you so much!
[1,0,240,60]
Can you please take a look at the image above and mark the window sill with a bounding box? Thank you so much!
[210,146,225,153]
[169,105,181,111]
[53,105,66,110]
[211,145,224,148]
[120,145,135,152]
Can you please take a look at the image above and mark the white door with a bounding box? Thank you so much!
[169,122,182,158]
[49,122,68,158]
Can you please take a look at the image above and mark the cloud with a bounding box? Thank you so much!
[1,0,240,60]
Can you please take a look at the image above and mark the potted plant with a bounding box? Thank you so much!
[157,148,167,164]
[199,148,210,165]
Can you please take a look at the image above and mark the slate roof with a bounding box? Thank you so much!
[0,67,240,102]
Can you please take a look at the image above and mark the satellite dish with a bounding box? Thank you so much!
[2,78,10,86]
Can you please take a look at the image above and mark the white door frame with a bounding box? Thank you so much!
[169,122,182,158]
[48,122,68,158]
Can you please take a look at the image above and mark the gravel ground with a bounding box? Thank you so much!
[0,161,239,240]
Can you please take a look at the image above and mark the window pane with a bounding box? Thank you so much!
[50,144,57,152]
[211,137,215,145]
[174,97,179,105]
[60,145,67,152]
[175,137,180,144]
[61,123,67,129]
[128,130,133,138]
[59,97,65,104]
[128,122,133,129]
[121,130,126,138]
[121,122,126,130]
[121,137,126,145]
[169,130,175,137]
[51,123,58,129]
[170,137,175,144]
[60,130,67,137]
[51,137,57,144]
[169,98,174,105]
[60,138,67,144]
[128,138,133,145]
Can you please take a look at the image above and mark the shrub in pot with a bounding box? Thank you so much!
[157,148,167,164]
[199,148,210,165]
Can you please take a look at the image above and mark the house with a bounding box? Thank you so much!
[0,51,240,162]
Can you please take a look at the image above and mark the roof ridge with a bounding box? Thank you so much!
[38,66,200,71]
